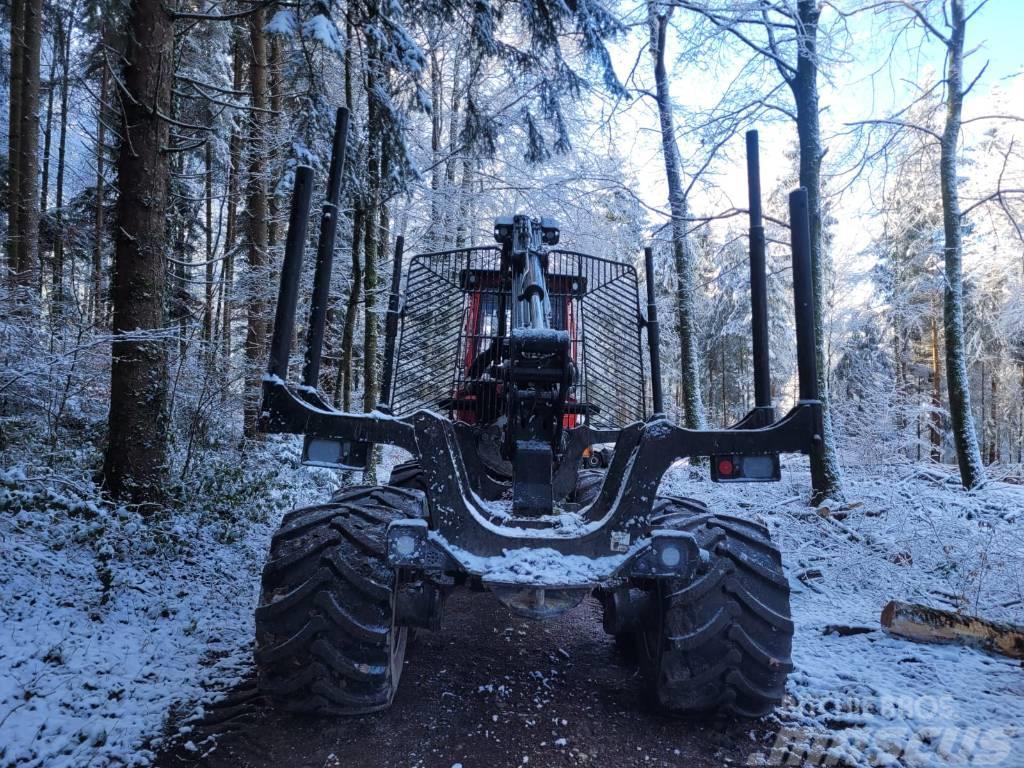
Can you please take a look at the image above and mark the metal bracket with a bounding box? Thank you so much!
[386,519,454,571]
[625,529,700,580]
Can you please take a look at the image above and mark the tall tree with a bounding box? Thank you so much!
[92,32,109,325]
[647,1,707,430]
[859,0,990,487]
[12,0,43,294]
[936,0,985,488]
[51,9,74,304]
[222,26,244,362]
[243,7,270,437]
[6,0,24,279]
[102,0,174,503]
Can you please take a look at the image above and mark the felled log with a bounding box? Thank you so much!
[880,600,1024,659]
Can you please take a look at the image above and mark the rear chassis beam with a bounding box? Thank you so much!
[259,123,823,592]
[261,378,821,586]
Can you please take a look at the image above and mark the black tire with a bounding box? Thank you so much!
[573,469,605,505]
[388,460,428,495]
[254,485,425,715]
[635,496,794,718]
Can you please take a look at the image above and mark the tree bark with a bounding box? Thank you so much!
[335,207,364,410]
[930,315,943,461]
[222,27,244,362]
[647,3,706,430]
[92,54,109,325]
[102,0,173,505]
[13,0,43,294]
[442,57,462,246]
[363,182,380,413]
[40,46,56,220]
[267,37,284,248]
[787,0,844,502]
[204,140,215,345]
[52,10,73,306]
[881,600,1024,659]
[988,370,997,465]
[939,0,985,488]
[428,49,443,247]
[244,8,270,437]
[6,0,24,280]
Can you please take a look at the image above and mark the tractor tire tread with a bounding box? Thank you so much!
[255,484,421,715]
[639,497,793,718]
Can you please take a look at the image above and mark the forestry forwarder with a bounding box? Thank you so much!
[254,108,824,717]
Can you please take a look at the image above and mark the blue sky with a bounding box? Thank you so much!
[601,0,1022,260]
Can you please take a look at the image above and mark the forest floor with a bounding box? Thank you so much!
[2,446,1023,768]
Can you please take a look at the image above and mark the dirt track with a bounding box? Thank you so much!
[155,591,778,768]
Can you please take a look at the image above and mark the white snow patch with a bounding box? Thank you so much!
[0,446,324,767]
[433,534,631,585]
[661,461,1024,767]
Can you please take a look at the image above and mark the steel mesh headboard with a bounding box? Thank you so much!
[390,246,647,430]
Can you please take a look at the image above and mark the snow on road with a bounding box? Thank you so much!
[2,454,1022,767]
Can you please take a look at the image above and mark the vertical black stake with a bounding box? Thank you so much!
[301,107,350,388]
[643,246,665,416]
[267,164,314,381]
[378,235,405,410]
[789,187,819,402]
[746,130,772,411]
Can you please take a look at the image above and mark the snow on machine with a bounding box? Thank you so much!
[254,109,823,717]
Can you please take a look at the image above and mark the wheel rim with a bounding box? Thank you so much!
[389,574,408,691]
[637,582,666,671]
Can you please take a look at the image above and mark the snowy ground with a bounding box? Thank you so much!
[1,449,1022,767]
[662,462,1024,767]
[0,438,329,768]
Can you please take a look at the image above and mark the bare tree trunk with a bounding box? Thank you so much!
[40,48,55,219]
[930,315,943,461]
[363,182,380,413]
[428,49,443,246]
[336,207,364,410]
[988,369,998,465]
[442,57,462,246]
[52,10,73,306]
[940,0,985,488]
[170,152,189,357]
[267,37,284,248]
[38,46,54,301]
[204,140,215,345]
[6,0,24,279]
[92,55,109,325]
[454,153,474,248]
[648,3,706,430]
[222,27,243,362]
[102,0,173,505]
[244,8,270,437]
[13,0,43,295]
[787,0,844,501]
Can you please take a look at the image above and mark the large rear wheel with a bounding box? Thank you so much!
[633,496,794,717]
[254,485,425,714]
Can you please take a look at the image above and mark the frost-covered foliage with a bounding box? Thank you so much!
[0,437,337,767]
